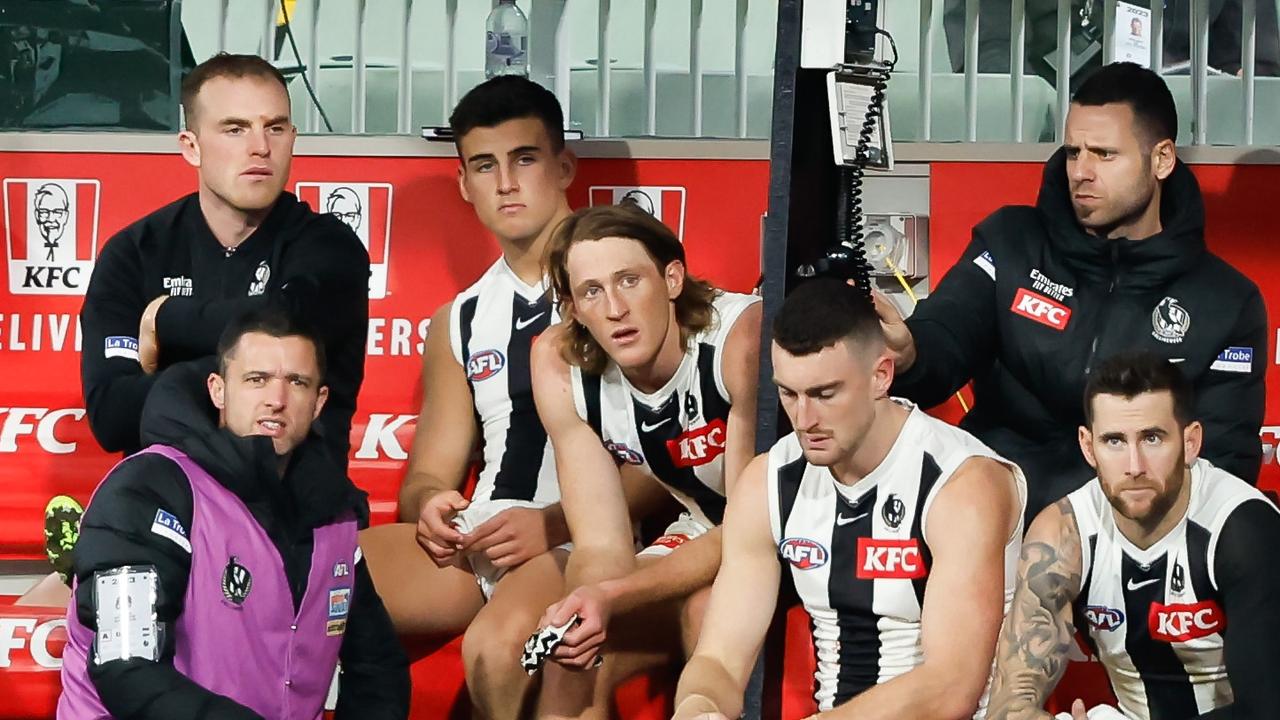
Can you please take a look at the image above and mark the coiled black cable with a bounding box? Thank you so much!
[796,28,898,304]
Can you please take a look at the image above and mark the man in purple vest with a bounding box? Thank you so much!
[57,307,408,719]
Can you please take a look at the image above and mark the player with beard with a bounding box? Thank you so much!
[987,351,1280,720]
[530,204,761,718]
[669,278,1025,720]
[874,62,1266,524]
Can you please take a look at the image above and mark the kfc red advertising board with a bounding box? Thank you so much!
[0,150,768,561]
[2,147,1276,718]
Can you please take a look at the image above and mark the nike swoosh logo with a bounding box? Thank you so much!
[1127,577,1161,591]
[640,418,671,432]
[1168,358,1186,363]
[515,313,546,331]
[836,513,868,526]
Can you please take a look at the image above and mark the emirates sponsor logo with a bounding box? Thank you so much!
[1029,268,1075,302]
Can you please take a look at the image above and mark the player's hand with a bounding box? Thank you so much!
[1076,701,1128,720]
[138,296,167,374]
[460,506,559,569]
[540,585,610,669]
[416,490,469,567]
[871,289,915,371]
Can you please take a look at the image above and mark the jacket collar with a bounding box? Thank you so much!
[1036,147,1205,291]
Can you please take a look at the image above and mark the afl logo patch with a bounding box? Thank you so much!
[1151,297,1190,344]
[221,556,252,605]
[1085,605,1125,632]
[467,349,506,381]
[779,537,829,570]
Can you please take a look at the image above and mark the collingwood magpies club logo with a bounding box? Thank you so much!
[684,392,700,422]
[1151,296,1191,344]
[221,556,253,604]
[1171,562,1185,594]
[882,494,906,529]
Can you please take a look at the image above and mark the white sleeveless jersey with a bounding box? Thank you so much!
[448,258,559,505]
[569,291,759,527]
[1068,458,1274,719]
[765,401,1026,715]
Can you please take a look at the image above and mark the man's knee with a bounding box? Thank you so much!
[462,605,537,680]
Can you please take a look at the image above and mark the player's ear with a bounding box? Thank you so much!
[1182,420,1203,465]
[207,372,225,410]
[869,351,893,399]
[665,261,685,300]
[313,386,329,420]
[1152,138,1176,181]
[178,129,200,169]
[557,147,578,189]
[457,163,472,204]
[1078,425,1098,469]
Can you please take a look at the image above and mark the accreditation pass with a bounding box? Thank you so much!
[94,565,162,663]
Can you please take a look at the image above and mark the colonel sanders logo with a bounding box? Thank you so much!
[295,182,393,299]
[4,178,101,295]
[589,186,687,241]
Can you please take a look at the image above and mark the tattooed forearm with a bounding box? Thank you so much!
[988,499,1084,720]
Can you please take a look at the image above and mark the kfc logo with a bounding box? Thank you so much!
[0,617,67,669]
[4,178,101,295]
[1011,288,1071,331]
[295,182,393,299]
[779,537,829,570]
[856,537,928,579]
[1149,600,1225,643]
[589,186,686,240]
[1261,425,1280,466]
[665,418,726,468]
[353,413,417,461]
[0,407,85,454]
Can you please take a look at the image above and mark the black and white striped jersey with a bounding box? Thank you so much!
[569,291,759,527]
[766,401,1026,715]
[449,258,559,505]
[1068,459,1280,720]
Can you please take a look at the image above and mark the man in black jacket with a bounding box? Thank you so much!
[79,52,369,468]
[944,0,1280,86]
[881,62,1266,522]
[58,308,408,719]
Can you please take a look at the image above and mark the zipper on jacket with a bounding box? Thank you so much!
[1083,241,1122,374]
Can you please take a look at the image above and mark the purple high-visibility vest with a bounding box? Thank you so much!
[58,444,358,720]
